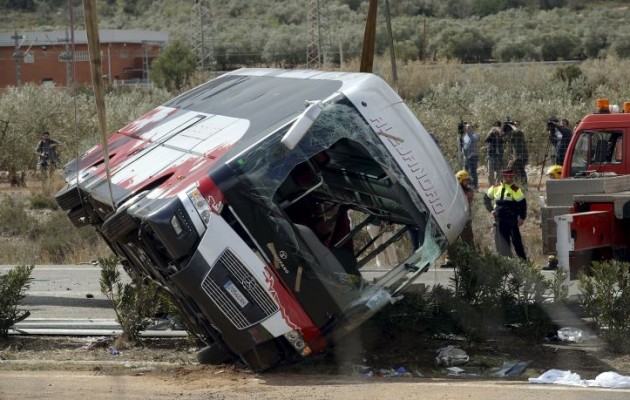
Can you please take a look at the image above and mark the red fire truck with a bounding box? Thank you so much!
[543,99,630,280]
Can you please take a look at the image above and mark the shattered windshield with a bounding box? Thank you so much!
[224,99,447,310]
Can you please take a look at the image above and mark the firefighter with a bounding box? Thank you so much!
[441,170,475,268]
[484,168,527,259]
[455,169,475,246]
[546,164,563,179]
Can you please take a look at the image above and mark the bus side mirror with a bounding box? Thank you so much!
[281,101,323,150]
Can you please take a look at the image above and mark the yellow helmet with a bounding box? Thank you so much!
[547,165,563,179]
[455,170,470,184]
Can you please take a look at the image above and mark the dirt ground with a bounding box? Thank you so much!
[0,333,629,400]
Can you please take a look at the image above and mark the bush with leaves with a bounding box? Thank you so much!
[149,40,198,92]
[448,243,564,341]
[0,265,34,338]
[99,255,169,344]
[578,260,630,354]
[373,243,567,345]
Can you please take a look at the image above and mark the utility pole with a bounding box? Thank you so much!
[59,29,72,86]
[306,0,331,68]
[11,31,23,87]
[192,0,213,70]
[306,0,321,68]
[384,0,397,90]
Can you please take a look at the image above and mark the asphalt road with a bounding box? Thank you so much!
[2,263,581,321]
[1,264,118,320]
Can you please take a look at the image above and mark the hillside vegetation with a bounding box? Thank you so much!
[2,0,630,67]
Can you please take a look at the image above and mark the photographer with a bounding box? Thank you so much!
[34,131,62,175]
[461,123,479,189]
[485,120,504,186]
[504,121,528,188]
[554,118,572,165]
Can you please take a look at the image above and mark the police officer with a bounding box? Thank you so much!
[483,168,527,259]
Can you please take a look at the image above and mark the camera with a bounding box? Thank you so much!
[547,117,559,144]
[502,118,515,135]
[547,118,559,133]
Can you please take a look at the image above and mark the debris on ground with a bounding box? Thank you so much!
[435,345,469,366]
[80,336,113,350]
[529,369,630,388]
[445,366,479,377]
[557,327,583,343]
[493,360,532,377]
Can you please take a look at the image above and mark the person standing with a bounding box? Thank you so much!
[555,118,572,166]
[34,131,62,176]
[441,170,475,268]
[483,168,527,260]
[506,121,528,189]
[485,121,504,186]
[455,170,475,246]
[462,123,479,189]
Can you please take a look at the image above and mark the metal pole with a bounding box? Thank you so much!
[11,31,22,87]
[64,29,71,86]
[384,0,397,90]
[199,1,205,69]
[316,0,322,66]
[360,0,377,73]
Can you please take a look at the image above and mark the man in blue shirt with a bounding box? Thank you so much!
[462,123,479,189]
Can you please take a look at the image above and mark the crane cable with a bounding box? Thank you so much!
[83,0,116,210]
[69,0,82,213]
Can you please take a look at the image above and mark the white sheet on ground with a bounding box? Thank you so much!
[530,369,630,389]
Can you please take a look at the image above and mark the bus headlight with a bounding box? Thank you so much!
[186,187,212,225]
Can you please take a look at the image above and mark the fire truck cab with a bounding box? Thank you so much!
[544,99,630,281]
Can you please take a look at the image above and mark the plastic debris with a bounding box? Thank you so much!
[493,360,532,377]
[529,369,586,387]
[587,372,630,389]
[557,327,583,343]
[108,348,120,355]
[530,370,630,388]
[392,366,412,377]
[435,345,469,366]
[81,336,113,350]
[446,366,465,376]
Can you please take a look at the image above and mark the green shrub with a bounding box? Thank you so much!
[29,192,59,210]
[0,195,35,236]
[578,260,630,354]
[99,256,175,344]
[0,265,34,339]
[447,243,559,341]
[372,243,563,345]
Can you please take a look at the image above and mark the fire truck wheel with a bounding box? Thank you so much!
[196,343,233,365]
[100,208,139,242]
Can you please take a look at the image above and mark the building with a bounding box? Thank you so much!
[0,30,169,88]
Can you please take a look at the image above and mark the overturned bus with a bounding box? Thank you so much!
[56,69,468,370]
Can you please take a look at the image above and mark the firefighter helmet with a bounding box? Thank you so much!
[456,170,470,184]
[547,165,563,179]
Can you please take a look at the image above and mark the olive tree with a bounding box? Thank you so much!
[149,40,197,92]
[432,27,494,63]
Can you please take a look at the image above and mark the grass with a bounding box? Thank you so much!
[0,181,112,265]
